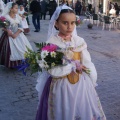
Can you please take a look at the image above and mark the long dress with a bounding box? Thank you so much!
[35,34,106,120]
[18,9,30,33]
[0,14,33,68]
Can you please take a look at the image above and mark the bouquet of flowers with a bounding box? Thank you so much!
[76,15,82,26]
[0,16,10,28]
[23,43,64,74]
[15,43,90,76]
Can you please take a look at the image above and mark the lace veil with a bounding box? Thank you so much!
[2,2,13,16]
[47,5,77,40]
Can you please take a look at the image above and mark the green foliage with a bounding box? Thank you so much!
[25,46,41,74]
[25,43,64,74]
[34,42,47,51]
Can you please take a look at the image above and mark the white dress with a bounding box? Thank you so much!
[5,14,32,61]
[18,10,29,30]
[36,35,106,120]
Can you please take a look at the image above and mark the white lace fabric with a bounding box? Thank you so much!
[47,5,77,40]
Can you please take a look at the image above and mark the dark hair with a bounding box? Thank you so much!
[11,3,18,8]
[57,9,75,21]
[55,9,75,30]
[60,9,74,16]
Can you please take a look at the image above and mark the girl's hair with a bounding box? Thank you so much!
[20,5,24,7]
[57,9,75,21]
[55,8,75,30]
[11,3,18,8]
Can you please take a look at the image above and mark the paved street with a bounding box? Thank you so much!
[0,15,120,120]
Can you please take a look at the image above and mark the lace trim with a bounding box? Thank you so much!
[48,80,55,120]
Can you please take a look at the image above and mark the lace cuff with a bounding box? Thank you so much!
[48,63,76,78]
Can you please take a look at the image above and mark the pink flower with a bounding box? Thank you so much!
[0,16,6,22]
[77,20,81,24]
[42,44,58,52]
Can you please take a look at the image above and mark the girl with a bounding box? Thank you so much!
[18,5,30,33]
[36,5,106,120]
[0,2,33,68]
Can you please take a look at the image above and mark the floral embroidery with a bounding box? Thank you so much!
[96,96,106,119]
[48,79,56,120]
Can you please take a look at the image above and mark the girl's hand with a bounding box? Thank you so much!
[81,65,90,74]
[7,29,13,37]
[2,28,7,32]
[6,30,17,39]
[74,60,82,73]
[74,60,90,74]
[81,65,87,71]
[2,29,15,38]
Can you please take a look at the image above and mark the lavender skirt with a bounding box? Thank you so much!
[35,76,52,120]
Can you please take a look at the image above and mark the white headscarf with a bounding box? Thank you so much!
[47,5,77,40]
[2,2,13,16]
[0,0,5,14]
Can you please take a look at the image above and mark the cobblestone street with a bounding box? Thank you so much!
[0,15,120,120]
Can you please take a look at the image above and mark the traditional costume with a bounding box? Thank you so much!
[35,5,106,120]
[0,2,33,68]
[18,7,30,33]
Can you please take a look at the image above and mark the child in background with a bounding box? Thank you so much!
[35,5,106,120]
[0,2,33,68]
[18,5,30,33]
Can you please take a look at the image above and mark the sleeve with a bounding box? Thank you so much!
[81,48,97,87]
[48,62,76,78]
[17,15,24,32]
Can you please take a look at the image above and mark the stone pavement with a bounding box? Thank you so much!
[0,15,120,120]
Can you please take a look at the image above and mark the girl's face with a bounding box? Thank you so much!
[20,6,24,11]
[10,5,18,14]
[55,12,76,36]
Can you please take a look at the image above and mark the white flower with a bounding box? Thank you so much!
[50,51,56,58]
[41,50,49,59]
[43,61,49,68]
[51,62,56,67]
[38,60,49,69]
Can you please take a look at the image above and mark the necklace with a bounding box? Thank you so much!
[58,33,72,41]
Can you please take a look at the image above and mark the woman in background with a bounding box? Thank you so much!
[0,2,33,68]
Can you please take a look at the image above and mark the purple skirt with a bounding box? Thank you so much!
[35,76,52,120]
[0,32,22,68]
